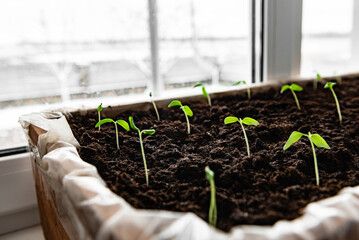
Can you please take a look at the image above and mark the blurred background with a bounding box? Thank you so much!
[0,0,358,154]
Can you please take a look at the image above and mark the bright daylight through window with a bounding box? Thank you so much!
[0,0,251,151]
[301,0,357,77]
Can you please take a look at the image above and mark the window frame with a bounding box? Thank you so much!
[0,0,305,156]
[262,0,303,82]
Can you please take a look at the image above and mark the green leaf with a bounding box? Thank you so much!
[202,86,208,98]
[149,92,152,97]
[97,103,103,112]
[168,100,182,108]
[205,166,214,181]
[317,73,322,80]
[182,105,193,117]
[233,80,246,86]
[283,131,305,150]
[116,120,130,131]
[129,116,139,131]
[242,117,259,126]
[95,118,114,128]
[291,84,303,91]
[310,134,330,149]
[324,82,336,89]
[280,85,290,94]
[193,83,203,88]
[224,116,239,124]
[142,129,156,135]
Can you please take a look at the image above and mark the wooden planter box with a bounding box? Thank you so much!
[20,76,359,240]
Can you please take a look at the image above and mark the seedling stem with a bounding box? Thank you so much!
[139,132,148,185]
[149,92,160,121]
[224,116,259,157]
[129,116,155,186]
[283,131,330,186]
[280,84,303,110]
[314,73,322,90]
[185,113,190,134]
[205,166,217,227]
[97,103,103,130]
[334,71,342,84]
[95,118,129,149]
[308,132,319,186]
[115,124,119,149]
[324,82,342,125]
[291,88,301,110]
[168,100,193,134]
[194,83,211,106]
[233,80,251,100]
[239,120,250,157]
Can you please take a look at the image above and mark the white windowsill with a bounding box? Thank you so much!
[0,153,40,235]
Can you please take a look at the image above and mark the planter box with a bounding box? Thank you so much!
[20,75,359,240]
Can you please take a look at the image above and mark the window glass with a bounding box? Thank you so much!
[0,0,149,150]
[158,0,251,88]
[0,0,253,150]
[301,0,355,77]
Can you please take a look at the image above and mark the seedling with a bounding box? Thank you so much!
[97,103,103,130]
[168,100,193,134]
[224,116,259,157]
[314,73,323,90]
[283,131,330,186]
[194,83,211,106]
[95,118,129,149]
[336,75,342,85]
[205,166,217,227]
[149,92,160,121]
[233,80,251,100]
[129,116,155,186]
[324,82,342,125]
[333,71,342,84]
[280,84,303,110]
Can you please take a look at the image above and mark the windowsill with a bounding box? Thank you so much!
[0,153,40,235]
[0,225,43,240]
[0,82,254,151]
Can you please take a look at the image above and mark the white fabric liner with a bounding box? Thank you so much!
[19,110,359,240]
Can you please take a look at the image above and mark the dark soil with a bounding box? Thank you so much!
[67,77,359,232]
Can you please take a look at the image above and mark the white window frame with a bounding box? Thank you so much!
[352,1,359,64]
[262,0,303,82]
[0,153,40,235]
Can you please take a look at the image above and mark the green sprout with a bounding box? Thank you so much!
[283,131,330,186]
[129,116,155,186]
[205,166,217,227]
[97,103,103,130]
[334,71,342,84]
[336,75,342,85]
[194,83,211,106]
[149,92,160,121]
[95,118,129,149]
[224,116,259,157]
[280,83,303,110]
[233,80,251,100]
[168,100,193,134]
[314,73,323,90]
[324,82,342,125]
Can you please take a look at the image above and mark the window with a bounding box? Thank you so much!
[301,0,356,77]
[0,0,150,150]
[0,0,254,151]
[262,0,359,81]
[158,0,251,88]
